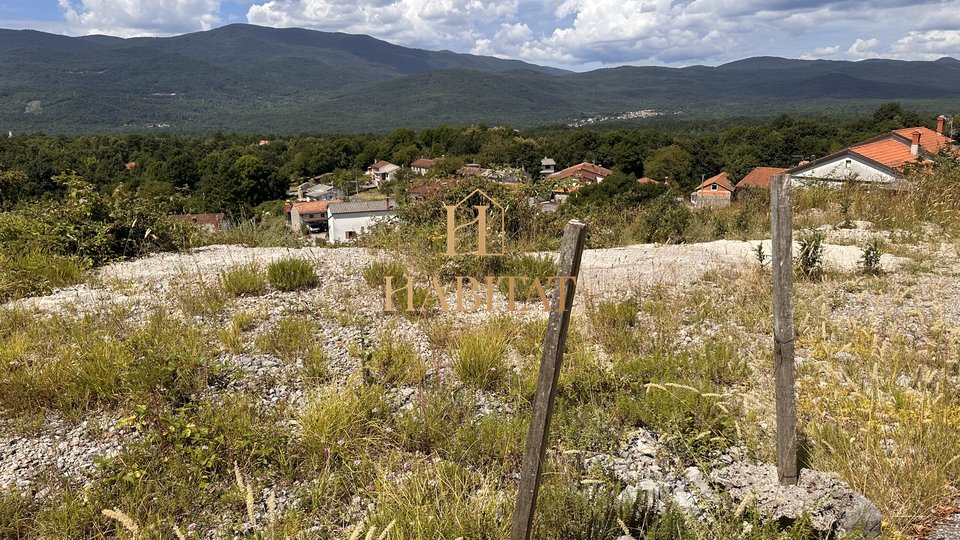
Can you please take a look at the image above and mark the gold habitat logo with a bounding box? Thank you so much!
[384,189,576,312]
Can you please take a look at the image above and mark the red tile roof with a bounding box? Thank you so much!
[370,160,396,171]
[547,162,612,183]
[293,200,339,215]
[735,167,788,190]
[637,177,660,184]
[693,172,735,193]
[411,158,436,169]
[850,139,921,169]
[892,127,954,153]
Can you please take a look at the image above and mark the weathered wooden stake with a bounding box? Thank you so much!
[510,220,587,540]
[771,173,798,486]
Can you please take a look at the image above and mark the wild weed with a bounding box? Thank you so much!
[366,459,510,539]
[267,258,318,291]
[255,316,315,361]
[362,259,407,288]
[453,324,510,391]
[370,329,425,385]
[220,263,266,297]
[858,238,884,275]
[299,384,389,468]
[796,230,825,280]
[219,311,257,353]
[172,274,228,319]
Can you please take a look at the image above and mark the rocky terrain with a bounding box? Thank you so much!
[3,226,960,537]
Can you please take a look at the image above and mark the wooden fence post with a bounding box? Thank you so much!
[510,220,588,540]
[771,173,798,486]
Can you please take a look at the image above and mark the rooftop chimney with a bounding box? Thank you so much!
[911,130,921,156]
[937,115,946,135]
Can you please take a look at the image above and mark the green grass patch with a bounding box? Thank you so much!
[267,258,318,292]
[219,263,266,297]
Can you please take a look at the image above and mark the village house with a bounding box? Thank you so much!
[169,213,230,233]
[367,160,400,187]
[411,158,437,176]
[297,182,345,201]
[327,199,398,243]
[734,167,788,191]
[540,157,556,175]
[690,172,735,207]
[290,200,338,234]
[787,116,956,187]
[547,162,612,184]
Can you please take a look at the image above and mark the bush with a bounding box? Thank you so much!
[267,258,318,291]
[219,263,266,297]
[639,196,692,244]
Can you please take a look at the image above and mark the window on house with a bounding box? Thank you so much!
[711,184,717,191]
[346,231,358,240]
[845,159,852,169]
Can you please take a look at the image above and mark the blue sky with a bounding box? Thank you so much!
[3,0,959,70]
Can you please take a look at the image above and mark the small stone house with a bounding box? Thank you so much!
[690,172,735,207]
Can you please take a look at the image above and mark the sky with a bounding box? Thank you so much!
[1,0,959,71]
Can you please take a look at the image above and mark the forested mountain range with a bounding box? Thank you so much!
[1,24,958,134]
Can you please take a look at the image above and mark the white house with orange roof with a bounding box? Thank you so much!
[786,115,956,187]
[367,160,400,187]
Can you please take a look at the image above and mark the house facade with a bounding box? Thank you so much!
[411,158,436,176]
[290,200,338,233]
[546,162,612,184]
[327,199,398,243]
[691,172,735,207]
[367,160,400,187]
[787,118,956,187]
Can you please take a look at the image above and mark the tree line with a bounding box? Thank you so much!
[0,103,944,215]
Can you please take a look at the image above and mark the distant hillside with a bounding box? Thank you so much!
[0,25,958,133]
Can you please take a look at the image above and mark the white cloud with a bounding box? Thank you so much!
[800,45,839,59]
[845,37,880,59]
[891,30,960,60]
[246,0,517,51]
[59,0,221,36]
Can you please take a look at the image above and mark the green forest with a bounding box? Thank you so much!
[0,103,947,215]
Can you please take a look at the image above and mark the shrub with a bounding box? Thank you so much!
[267,258,318,291]
[796,230,825,280]
[639,196,692,244]
[220,263,266,297]
[859,238,884,275]
[453,326,509,391]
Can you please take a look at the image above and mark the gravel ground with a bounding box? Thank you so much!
[2,235,959,532]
